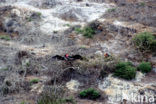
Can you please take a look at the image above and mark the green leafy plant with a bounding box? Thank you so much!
[36,12,42,17]
[75,27,83,34]
[64,96,76,104]
[0,35,10,41]
[140,2,145,6]
[83,27,95,38]
[30,79,40,84]
[133,32,155,52]
[26,62,30,67]
[75,27,95,38]
[26,17,32,22]
[150,40,156,51]
[0,67,9,71]
[64,24,71,27]
[79,88,100,100]
[20,101,26,104]
[107,8,116,12]
[137,62,152,73]
[114,62,136,80]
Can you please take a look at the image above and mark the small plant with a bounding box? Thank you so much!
[53,30,58,34]
[26,17,32,22]
[64,24,70,27]
[114,62,136,80]
[30,79,40,84]
[107,8,116,12]
[64,96,76,104]
[79,88,100,100]
[83,27,95,38]
[75,27,95,38]
[0,35,10,41]
[133,32,155,52]
[0,67,9,71]
[150,40,156,51]
[20,101,26,104]
[75,27,83,34]
[137,62,152,73]
[26,62,30,67]
[36,12,42,17]
[140,2,145,6]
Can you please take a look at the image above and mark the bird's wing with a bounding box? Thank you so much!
[52,55,65,60]
[70,55,83,60]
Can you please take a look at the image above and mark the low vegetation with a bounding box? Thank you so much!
[37,86,75,104]
[0,67,9,71]
[140,2,145,6]
[137,62,152,73]
[0,35,11,41]
[79,88,101,100]
[107,8,116,12]
[30,78,40,84]
[114,62,136,80]
[75,26,95,38]
[133,32,156,52]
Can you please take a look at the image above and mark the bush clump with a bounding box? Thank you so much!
[133,32,155,52]
[75,26,95,38]
[0,35,11,41]
[114,62,136,80]
[79,88,100,100]
[137,62,152,73]
[30,79,40,84]
[150,40,156,51]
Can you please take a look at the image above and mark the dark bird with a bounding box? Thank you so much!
[52,54,83,61]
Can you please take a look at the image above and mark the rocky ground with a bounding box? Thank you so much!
[0,0,156,104]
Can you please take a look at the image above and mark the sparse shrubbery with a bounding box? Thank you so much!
[0,35,10,41]
[79,88,101,100]
[137,62,152,73]
[36,12,42,17]
[30,79,40,84]
[20,101,26,104]
[133,32,156,52]
[140,2,145,6]
[114,62,136,80]
[150,40,156,51]
[107,8,116,12]
[75,26,95,38]
[0,67,9,71]
[37,86,75,104]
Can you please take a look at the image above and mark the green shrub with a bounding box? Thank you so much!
[0,35,10,41]
[107,8,116,12]
[82,27,95,38]
[20,101,26,104]
[133,32,155,52]
[30,79,40,84]
[36,12,42,17]
[0,67,9,71]
[64,24,70,27]
[150,40,156,51]
[79,88,100,100]
[75,27,95,38]
[114,62,136,80]
[137,62,152,73]
[140,2,145,6]
[75,27,83,34]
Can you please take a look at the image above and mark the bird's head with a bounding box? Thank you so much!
[65,54,69,57]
